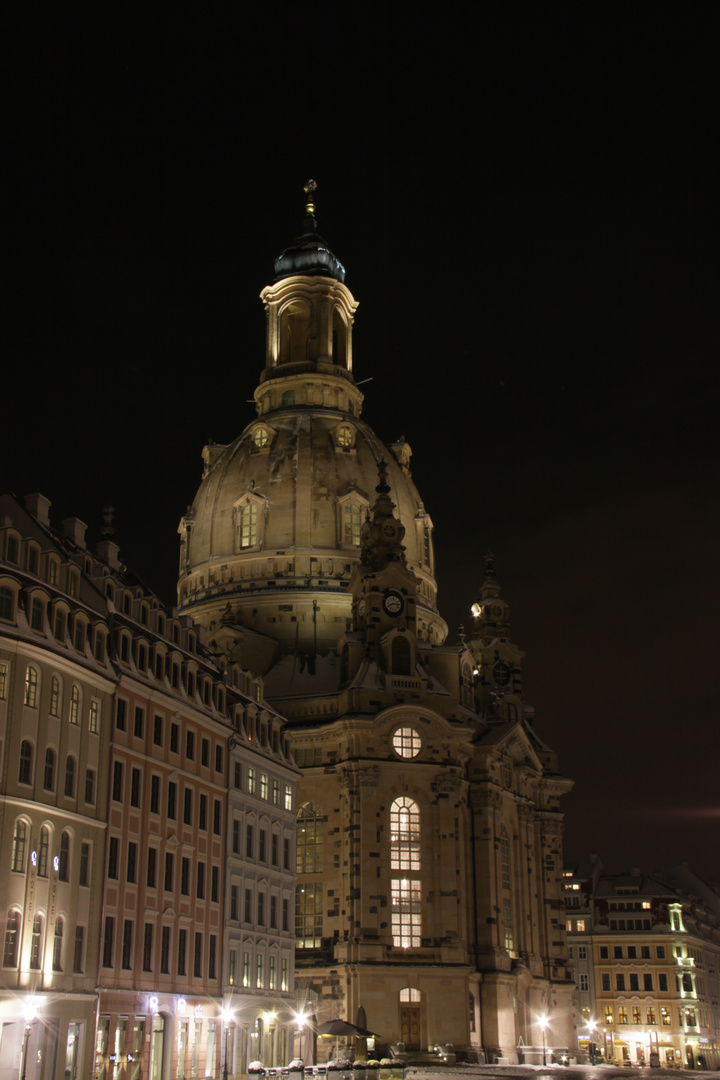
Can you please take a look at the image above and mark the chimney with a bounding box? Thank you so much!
[96,539,122,570]
[62,517,88,549]
[25,493,52,525]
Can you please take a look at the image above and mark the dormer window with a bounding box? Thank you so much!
[333,423,355,451]
[233,493,266,553]
[253,426,269,448]
[337,492,368,549]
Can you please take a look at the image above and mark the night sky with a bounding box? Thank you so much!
[5,12,719,880]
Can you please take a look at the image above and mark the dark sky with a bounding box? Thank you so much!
[5,12,719,880]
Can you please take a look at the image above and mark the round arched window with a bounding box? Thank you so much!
[392,726,422,759]
[253,427,269,448]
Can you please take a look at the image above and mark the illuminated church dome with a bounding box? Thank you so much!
[178,183,446,677]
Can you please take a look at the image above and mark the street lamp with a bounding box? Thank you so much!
[222,1008,234,1080]
[539,1016,549,1067]
[21,1001,37,1080]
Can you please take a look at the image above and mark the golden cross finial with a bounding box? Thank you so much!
[304,179,317,215]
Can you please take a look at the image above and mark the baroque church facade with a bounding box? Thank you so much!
[177,186,576,1062]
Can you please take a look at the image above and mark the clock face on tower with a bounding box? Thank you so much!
[383,590,404,616]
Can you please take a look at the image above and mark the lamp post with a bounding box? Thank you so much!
[222,1009,233,1080]
[539,1016,549,1067]
[21,1001,37,1080]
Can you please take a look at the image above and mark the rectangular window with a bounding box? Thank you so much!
[234,762,241,788]
[656,945,666,959]
[243,951,250,988]
[283,898,289,931]
[632,1006,642,1025]
[170,722,179,753]
[85,768,95,804]
[160,926,170,973]
[248,767,256,795]
[614,946,623,959]
[228,950,236,985]
[246,825,254,858]
[271,833,278,866]
[646,1006,656,1025]
[108,836,119,879]
[600,945,609,959]
[122,919,133,969]
[151,774,160,814]
[260,773,268,800]
[272,779,280,805]
[618,1006,628,1025]
[580,973,588,991]
[659,973,668,992]
[629,973,639,991]
[284,837,290,870]
[178,929,187,975]
[211,865,219,903]
[193,932,203,977]
[231,885,238,920]
[196,862,205,899]
[199,794,207,830]
[256,953,264,988]
[244,889,252,923]
[184,788,192,825]
[213,799,222,835]
[295,882,323,948]
[164,853,174,892]
[281,957,288,992]
[578,945,587,959]
[127,841,137,883]
[208,934,217,979]
[80,841,90,886]
[269,955,276,990]
[232,819,240,854]
[116,699,127,731]
[259,829,266,862]
[130,767,141,808]
[147,847,157,888]
[168,781,177,819]
[258,892,265,925]
[181,857,190,895]
[284,783,293,811]
[661,1007,671,1026]
[641,945,651,959]
[201,738,209,766]
[601,973,611,991]
[391,879,421,948]
[186,730,195,760]
[270,894,277,929]
[627,945,637,959]
[143,923,153,971]
[616,974,625,991]
[112,761,123,801]
[134,706,144,739]
[73,925,85,973]
[604,1006,614,1025]
[215,745,223,772]
[153,714,163,746]
[89,699,100,733]
[644,973,654,991]
[102,917,114,968]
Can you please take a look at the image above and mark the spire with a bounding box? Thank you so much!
[470,552,511,639]
[273,179,346,282]
[360,460,407,571]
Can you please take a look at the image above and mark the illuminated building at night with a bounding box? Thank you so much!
[565,860,720,1069]
[177,185,576,1063]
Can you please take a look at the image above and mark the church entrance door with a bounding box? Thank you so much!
[399,1007,421,1051]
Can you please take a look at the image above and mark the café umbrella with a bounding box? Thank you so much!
[317,1019,379,1058]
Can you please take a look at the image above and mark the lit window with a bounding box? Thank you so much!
[248,767,256,794]
[576,919,586,931]
[3,910,21,966]
[284,784,293,811]
[661,1007,671,1026]
[30,914,44,969]
[390,797,420,870]
[392,879,421,948]
[0,661,7,698]
[604,1006,614,1025]
[336,424,353,448]
[24,666,39,708]
[392,727,422,759]
[295,883,322,948]
[69,685,80,724]
[646,1007,656,1025]
[38,827,49,877]
[50,675,61,716]
[89,699,100,733]
[618,1007,628,1025]
[297,804,323,873]
[11,821,26,872]
[342,502,362,546]
[253,427,269,448]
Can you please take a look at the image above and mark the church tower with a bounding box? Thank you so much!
[177,186,576,1062]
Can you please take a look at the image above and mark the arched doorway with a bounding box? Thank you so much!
[399,989,422,1051]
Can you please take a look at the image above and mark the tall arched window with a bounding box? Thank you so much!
[50,675,61,716]
[24,666,38,707]
[59,831,70,881]
[390,798,421,870]
[296,804,323,874]
[11,820,26,872]
[44,749,56,791]
[3,910,21,967]
[30,913,44,969]
[38,826,50,877]
[18,741,33,784]
[52,916,64,971]
[500,825,514,955]
[64,756,76,798]
[69,685,80,724]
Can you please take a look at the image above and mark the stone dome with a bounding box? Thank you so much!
[177,194,446,674]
